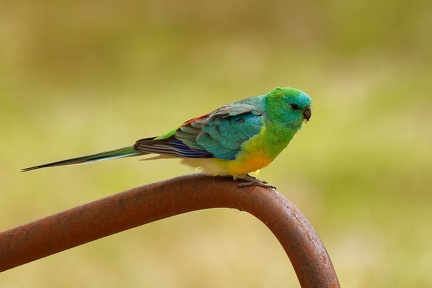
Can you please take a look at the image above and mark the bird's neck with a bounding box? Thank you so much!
[260,121,299,159]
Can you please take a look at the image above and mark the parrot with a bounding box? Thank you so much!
[22,87,312,188]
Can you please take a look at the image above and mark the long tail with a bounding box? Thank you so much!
[22,146,141,172]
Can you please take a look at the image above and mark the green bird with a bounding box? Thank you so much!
[23,87,312,188]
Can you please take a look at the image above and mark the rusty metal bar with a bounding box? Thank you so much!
[0,174,340,287]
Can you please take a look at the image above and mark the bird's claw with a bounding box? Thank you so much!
[237,175,276,189]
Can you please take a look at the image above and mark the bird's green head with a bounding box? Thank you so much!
[266,87,312,129]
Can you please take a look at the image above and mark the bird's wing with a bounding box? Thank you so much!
[176,103,264,159]
[134,114,214,158]
[134,102,264,160]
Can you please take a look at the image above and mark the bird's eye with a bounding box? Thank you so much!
[290,104,300,110]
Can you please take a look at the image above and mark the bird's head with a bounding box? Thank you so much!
[267,87,312,129]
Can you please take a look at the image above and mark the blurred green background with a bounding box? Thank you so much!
[1,0,431,287]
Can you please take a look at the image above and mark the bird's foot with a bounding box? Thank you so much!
[237,174,276,189]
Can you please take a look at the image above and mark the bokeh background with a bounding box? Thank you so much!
[1,0,431,287]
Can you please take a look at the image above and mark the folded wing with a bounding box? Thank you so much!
[134,102,264,160]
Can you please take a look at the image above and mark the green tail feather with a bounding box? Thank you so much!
[22,146,140,172]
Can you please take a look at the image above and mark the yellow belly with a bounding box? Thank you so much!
[181,150,273,177]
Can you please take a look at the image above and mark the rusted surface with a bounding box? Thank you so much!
[0,174,340,287]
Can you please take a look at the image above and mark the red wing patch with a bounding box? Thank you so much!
[181,113,210,126]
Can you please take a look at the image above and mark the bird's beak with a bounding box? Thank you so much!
[303,106,312,122]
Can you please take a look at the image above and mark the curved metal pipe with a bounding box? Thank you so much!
[0,174,339,287]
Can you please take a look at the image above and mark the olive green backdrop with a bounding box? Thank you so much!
[1,0,431,287]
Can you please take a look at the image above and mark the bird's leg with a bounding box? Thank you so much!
[236,174,276,189]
